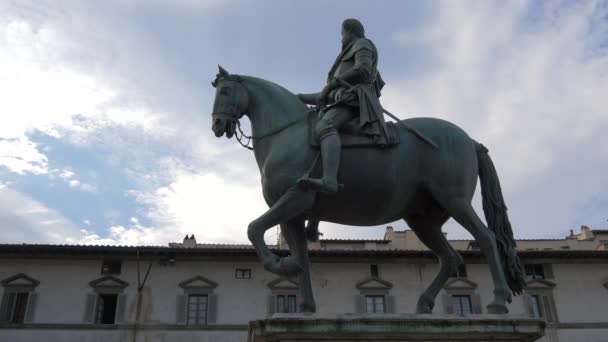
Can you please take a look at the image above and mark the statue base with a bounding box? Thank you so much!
[249,313,545,342]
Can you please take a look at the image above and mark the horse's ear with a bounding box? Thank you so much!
[218,65,229,77]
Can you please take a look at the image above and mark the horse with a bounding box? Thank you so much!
[210,66,525,314]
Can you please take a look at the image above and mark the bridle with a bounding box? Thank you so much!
[212,76,312,151]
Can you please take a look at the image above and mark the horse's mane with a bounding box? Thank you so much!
[238,75,291,94]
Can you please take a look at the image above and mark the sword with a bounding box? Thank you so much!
[332,78,438,150]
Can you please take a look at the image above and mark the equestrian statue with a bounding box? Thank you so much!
[210,18,526,315]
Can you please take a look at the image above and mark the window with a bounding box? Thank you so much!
[101,260,122,275]
[276,295,297,313]
[85,276,128,324]
[1,273,40,324]
[2,292,29,323]
[95,294,118,324]
[187,294,208,325]
[370,264,379,279]
[525,264,545,280]
[235,268,251,279]
[365,295,385,313]
[449,264,468,278]
[530,295,543,318]
[450,295,472,315]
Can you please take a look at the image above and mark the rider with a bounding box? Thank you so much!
[297,18,388,194]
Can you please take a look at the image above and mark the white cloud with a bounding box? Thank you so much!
[129,169,269,245]
[384,1,608,238]
[0,137,48,174]
[0,186,82,243]
[0,15,165,175]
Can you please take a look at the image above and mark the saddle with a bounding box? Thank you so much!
[308,110,400,148]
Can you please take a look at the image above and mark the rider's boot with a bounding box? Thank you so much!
[298,133,340,193]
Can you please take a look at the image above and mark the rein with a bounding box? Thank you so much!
[214,109,314,151]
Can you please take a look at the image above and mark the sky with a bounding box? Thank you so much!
[0,0,607,246]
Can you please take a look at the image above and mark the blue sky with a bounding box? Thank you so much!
[1,0,607,245]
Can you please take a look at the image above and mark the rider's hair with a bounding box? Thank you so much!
[342,18,365,38]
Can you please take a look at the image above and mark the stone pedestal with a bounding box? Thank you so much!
[249,313,545,342]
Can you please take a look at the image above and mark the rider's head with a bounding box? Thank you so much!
[341,18,364,48]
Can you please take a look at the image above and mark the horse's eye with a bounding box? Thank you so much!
[220,87,232,96]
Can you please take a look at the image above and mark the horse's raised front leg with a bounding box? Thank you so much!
[280,219,316,313]
[247,187,315,276]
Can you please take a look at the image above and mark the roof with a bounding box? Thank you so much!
[0,244,607,260]
[319,239,391,244]
[592,229,608,234]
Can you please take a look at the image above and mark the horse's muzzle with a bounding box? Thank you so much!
[212,116,235,138]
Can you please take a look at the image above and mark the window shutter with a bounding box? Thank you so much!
[115,294,127,323]
[543,264,554,279]
[176,294,187,324]
[354,295,365,314]
[471,293,482,314]
[83,293,97,323]
[0,292,15,322]
[207,294,218,324]
[385,295,395,314]
[24,292,37,323]
[523,294,535,318]
[442,294,453,314]
[267,295,276,315]
[541,295,557,322]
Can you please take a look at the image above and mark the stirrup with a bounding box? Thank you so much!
[297,175,342,193]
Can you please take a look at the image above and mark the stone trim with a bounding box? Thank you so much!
[178,275,218,292]
[0,323,247,330]
[267,278,298,291]
[89,276,129,290]
[1,273,40,291]
[355,277,393,292]
[4,321,608,331]
[443,277,478,290]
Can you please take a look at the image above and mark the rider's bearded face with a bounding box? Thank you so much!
[341,28,353,50]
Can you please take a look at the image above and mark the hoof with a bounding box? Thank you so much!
[262,254,281,273]
[263,255,302,277]
[276,256,302,277]
[487,303,509,314]
[416,299,434,314]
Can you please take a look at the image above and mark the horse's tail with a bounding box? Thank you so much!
[475,141,526,296]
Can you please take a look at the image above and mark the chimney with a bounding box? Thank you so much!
[384,226,394,241]
[183,234,197,247]
[579,225,594,240]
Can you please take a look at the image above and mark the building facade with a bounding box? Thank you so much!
[0,226,607,342]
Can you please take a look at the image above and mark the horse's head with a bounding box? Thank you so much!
[211,66,249,139]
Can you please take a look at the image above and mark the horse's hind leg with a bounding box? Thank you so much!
[280,218,315,313]
[439,197,511,314]
[405,213,461,314]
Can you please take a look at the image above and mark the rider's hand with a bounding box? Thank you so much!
[318,83,333,106]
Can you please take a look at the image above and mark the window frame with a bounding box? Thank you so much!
[100,260,123,275]
[177,275,218,325]
[275,294,297,313]
[94,293,119,324]
[449,294,473,315]
[235,268,252,279]
[523,279,558,323]
[1,273,40,324]
[365,294,386,314]
[442,278,482,314]
[186,294,209,325]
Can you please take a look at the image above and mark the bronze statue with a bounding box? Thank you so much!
[210,19,525,315]
[297,19,388,194]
